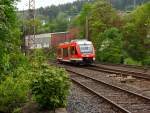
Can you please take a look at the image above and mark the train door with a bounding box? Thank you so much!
[63,47,69,62]
[57,48,62,60]
[70,46,78,60]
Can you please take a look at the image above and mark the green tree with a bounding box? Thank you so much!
[123,1,150,65]
[84,1,123,63]
[0,1,32,112]
[89,0,122,36]
[71,3,92,38]
[94,28,123,63]
[0,0,23,77]
[54,12,68,32]
[123,23,146,61]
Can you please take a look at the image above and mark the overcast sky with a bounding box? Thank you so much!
[17,0,77,10]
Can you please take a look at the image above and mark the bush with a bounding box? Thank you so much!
[124,57,142,66]
[31,64,70,109]
[142,56,150,66]
[97,48,123,63]
[44,48,56,60]
[0,72,30,113]
[30,49,46,64]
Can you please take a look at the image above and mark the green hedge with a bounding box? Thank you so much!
[31,64,70,109]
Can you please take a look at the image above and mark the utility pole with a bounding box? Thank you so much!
[21,3,28,54]
[85,16,89,40]
[109,0,111,5]
[22,7,25,53]
[27,0,35,53]
[133,0,136,9]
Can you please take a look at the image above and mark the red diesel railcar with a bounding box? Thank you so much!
[56,39,95,64]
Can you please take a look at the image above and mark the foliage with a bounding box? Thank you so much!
[31,64,70,109]
[43,48,56,60]
[70,3,92,38]
[12,107,22,113]
[74,0,124,63]
[94,28,123,63]
[124,58,142,66]
[142,56,150,65]
[0,1,33,113]
[29,49,47,66]
[122,23,146,61]
[19,0,95,34]
[18,0,149,34]
[28,49,70,110]
[109,0,149,10]
[0,67,31,113]
[0,0,23,77]
[72,0,150,65]
[35,0,94,21]
[123,2,150,65]
[74,3,92,26]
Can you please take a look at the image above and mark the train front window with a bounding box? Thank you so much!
[79,44,93,54]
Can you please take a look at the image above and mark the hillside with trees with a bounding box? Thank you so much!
[110,0,149,10]
[19,0,149,35]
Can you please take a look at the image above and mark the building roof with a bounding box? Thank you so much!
[25,33,51,39]
[25,32,69,39]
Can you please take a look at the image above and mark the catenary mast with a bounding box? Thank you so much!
[27,0,36,51]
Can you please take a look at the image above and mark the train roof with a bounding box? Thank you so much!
[58,39,92,48]
[71,39,92,45]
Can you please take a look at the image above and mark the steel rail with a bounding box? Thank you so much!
[68,69,150,113]
[85,65,150,80]
[71,78,131,113]
[67,69,150,101]
[96,62,150,70]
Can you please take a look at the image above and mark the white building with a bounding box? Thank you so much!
[25,33,51,49]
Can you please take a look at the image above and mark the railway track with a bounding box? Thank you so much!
[84,65,150,80]
[49,61,150,94]
[68,83,128,113]
[96,62,150,70]
[68,69,150,113]
[94,63,150,75]
[48,62,150,112]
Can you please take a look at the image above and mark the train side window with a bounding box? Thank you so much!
[70,46,77,55]
[63,48,68,58]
